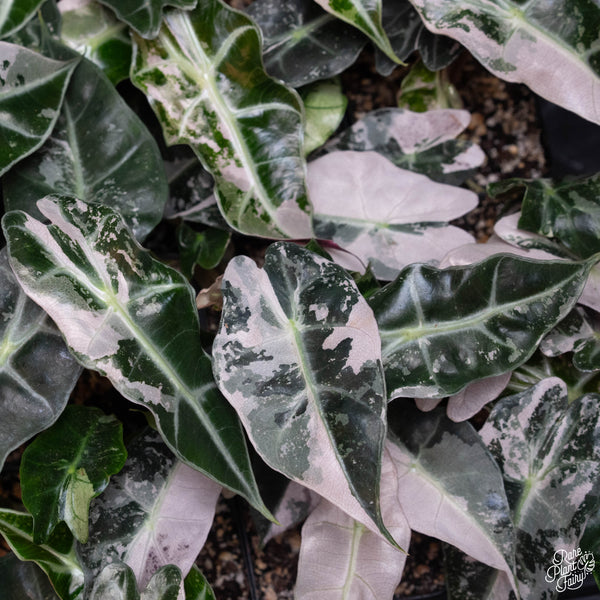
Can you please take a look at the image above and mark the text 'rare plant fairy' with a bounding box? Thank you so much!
[1,0,600,598]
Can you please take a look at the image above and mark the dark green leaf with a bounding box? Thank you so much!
[20,405,127,544]
[2,196,268,517]
[177,223,230,279]
[370,254,595,399]
[183,566,216,600]
[0,0,45,39]
[0,42,78,176]
[0,553,60,600]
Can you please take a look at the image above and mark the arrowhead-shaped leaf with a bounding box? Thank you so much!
[406,0,600,125]
[0,552,61,600]
[0,42,78,176]
[212,241,393,543]
[323,107,485,184]
[131,2,313,239]
[0,247,81,471]
[0,0,45,39]
[79,430,220,593]
[246,0,366,87]
[3,39,168,242]
[0,510,84,600]
[2,196,266,515]
[371,253,595,399]
[96,0,196,39]
[20,405,127,544]
[310,150,477,280]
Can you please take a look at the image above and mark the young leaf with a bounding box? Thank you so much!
[183,566,216,600]
[0,42,78,176]
[96,0,196,39]
[0,247,81,471]
[406,0,600,125]
[0,552,61,600]
[3,39,168,242]
[313,0,401,64]
[59,0,133,85]
[2,196,267,516]
[131,2,313,239]
[20,405,127,545]
[370,253,595,399]
[177,223,230,279]
[323,107,485,184]
[0,510,84,600]
[246,0,366,87]
[386,402,518,593]
[0,0,45,39]
[310,150,477,280]
[79,430,221,592]
[212,242,394,544]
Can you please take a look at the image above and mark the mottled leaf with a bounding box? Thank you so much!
[96,0,196,39]
[3,39,167,242]
[247,0,366,87]
[370,253,595,399]
[0,0,45,39]
[0,42,78,176]
[0,552,61,600]
[59,0,132,84]
[0,247,81,471]
[183,566,216,600]
[79,430,220,593]
[310,150,476,280]
[0,510,84,600]
[131,2,313,239]
[2,196,267,515]
[301,78,347,155]
[3,0,61,50]
[314,0,400,64]
[580,510,600,593]
[406,0,600,125]
[177,223,230,279]
[212,242,393,543]
[20,405,127,544]
[386,402,518,592]
[323,107,485,184]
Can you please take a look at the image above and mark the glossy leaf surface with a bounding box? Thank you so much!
[397,61,462,112]
[0,552,61,600]
[310,150,477,280]
[0,0,45,39]
[20,405,127,544]
[96,0,196,38]
[79,430,220,592]
[0,42,78,176]
[131,2,313,239]
[0,247,81,471]
[59,0,133,84]
[247,0,366,87]
[406,0,600,125]
[2,196,266,515]
[0,510,84,600]
[212,242,392,542]
[183,566,216,600]
[370,254,594,398]
[324,107,484,184]
[3,41,167,242]
[314,0,399,64]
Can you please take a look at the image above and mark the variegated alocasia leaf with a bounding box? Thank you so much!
[301,79,347,155]
[448,378,600,598]
[3,1,61,51]
[59,0,133,85]
[79,430,220,593]
[131,2,313,239]
[0,552,61,600]
[313,0,400,64]
[212,242,394,544]
[323,107,485,184]
[309,150,477,280]
[0,42,78,177]
[2,196,267,516]
[0,510,84,600]
[370,253,595,399]
[406,0,600,125]
[0,0,44,39]
[246,0,366,87]
[96,0,196,39]
[0,247,81,472]
[20,405,127,545]
[3,39,168,242]
[386,402,518,594]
